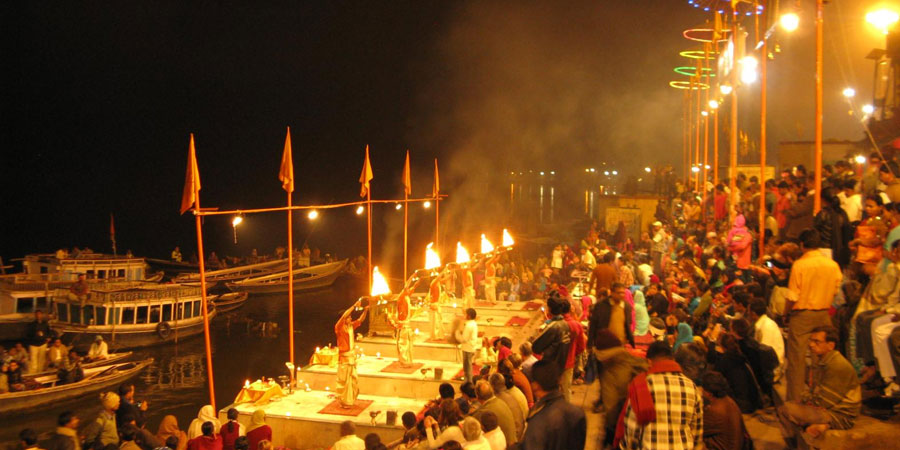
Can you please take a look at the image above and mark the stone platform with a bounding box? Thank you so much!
[220,389,423,449]
[297,356,463,400]
[355,334,460,363]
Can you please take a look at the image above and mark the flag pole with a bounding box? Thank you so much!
[367,187,372,289]
[284,128,295,367]
[185,134,216,411]
[403,151,410,280]
[434,159,440,253]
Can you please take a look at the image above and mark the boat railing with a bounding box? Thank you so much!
[54,285,201,304]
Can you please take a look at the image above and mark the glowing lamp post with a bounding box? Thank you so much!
[231,216,243,244]
[867,9,900,35]
[780,12,800,32]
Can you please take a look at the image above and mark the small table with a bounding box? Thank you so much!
[311,347,339,367]
[233,381,286,405]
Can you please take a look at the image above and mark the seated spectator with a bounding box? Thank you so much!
[470,380,517,445]
[478,411,506,450]
[187,406,221,439]
[488,373,524,440]
[460,417,491,450]
[518,342,537,379]
[708,333,763,413]
[121,426,142,450]
[332,421,364,450]
[187,422,222,450]
[19,429,42,450]
[674,342,708,385]
[701,371,748,450]
[219,409,244,450]
[777,326,861,448]
[45,411,80,450]
[423,399,465,449]
[363,433,381,450]
[246,410,271,450]
[502,355,534,408]
[730,317,779,401]
[748,297,784,379]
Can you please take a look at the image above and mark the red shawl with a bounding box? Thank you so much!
[613,359,683,448]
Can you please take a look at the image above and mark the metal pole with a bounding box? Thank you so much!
[287,191,294,366]
[759,4,768,260]
[367,189,372,290]
[193,201,216,411]
[695,74,702,191]
[814,0,824,213]
[730,18,739,222]
[703,43,711,220]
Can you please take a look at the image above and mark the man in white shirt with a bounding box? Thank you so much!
[458,308,479,382]
[461,416,493,450]
[478,410,507,450]
[749,298,785,378]
[87,335,109,361]
[838,179,863,222]
[332,421,364,450]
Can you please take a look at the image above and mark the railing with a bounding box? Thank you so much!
[54,285,201,304]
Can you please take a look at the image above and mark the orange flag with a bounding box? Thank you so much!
[359,145,374,197]
[402,150,411,196]
[432,158,440,198]
[279,127,294,193]
[180,134,201,215]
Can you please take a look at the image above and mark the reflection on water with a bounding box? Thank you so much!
[1,276,365,445]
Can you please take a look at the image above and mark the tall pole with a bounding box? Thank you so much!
[367,188,372,290]
[193,201,216,411]
[695,74,702,191]
[287,190,294,366]
[689,78,695,184]
[403,183,409,280]
[814,0,824,213]
[714,107,719,187]
[684,91,690,181]
[702,42,711,219]
[730,18,739,221]
[759,5,768,260]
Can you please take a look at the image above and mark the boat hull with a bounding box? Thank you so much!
[0,359,152,416]
[59,313,214,352]
[226,260,347,295]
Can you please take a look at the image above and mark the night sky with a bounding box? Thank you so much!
[1,1,881,273]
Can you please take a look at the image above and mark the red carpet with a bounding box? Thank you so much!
[523,301,542,311]
[476,301,496,307]
[317,399,373,416]
[454,364,482,380]
[425,337,446,343]
[505,316,529,327]
[380,361,424,374]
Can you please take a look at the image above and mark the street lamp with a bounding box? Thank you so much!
[231,216,243,244]
[423,201,431,209]
[709,99,719,109]
[307,210,319,220]
[355,205,365,215]
[842,87,856,98]
[866,8,900,35]
[855,154,867,165]
[644,167,652,173]
[862,104,875,115]
[720,84,733,95]
[780,12,800,32]
[740,56,758,84]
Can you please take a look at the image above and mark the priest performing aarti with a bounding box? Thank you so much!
[334,299,368,407]
[389,277,421,367]
[427,273,448,340]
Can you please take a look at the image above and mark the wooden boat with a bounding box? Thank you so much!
[0,253,153,341]
[0,358,153,415]
[174,259,289,285]
[146,258,199,276]
[53,284,216,351]
[28,352,133,378]
[226,260,348,294]
[210,291,249,313]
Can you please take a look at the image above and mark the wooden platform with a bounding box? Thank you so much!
[220,389,424,449]
[297,356,463,400]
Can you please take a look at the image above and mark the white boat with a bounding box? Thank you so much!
[226,260,347,294]
[52,283,216,351]
[210,291,249,313]
[0,252,153,341]
[174,259,289,285]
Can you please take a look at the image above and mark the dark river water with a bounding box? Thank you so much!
[2,276,366,445]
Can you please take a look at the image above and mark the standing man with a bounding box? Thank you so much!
[427,273,447,340]
[460,265,476,309]
[589,252,617,297]
[335,300,368,407]
[617,341,704,450]
[27,310,52,374]
[459,308,479,383]
[588,283,634,349]
[390,278,420,367]
[516,360,586,449]
[650,221,668,276]
[777,326,861,448]
[483,254,501,303]
[531,293,572,399]
[784,229,842,402]
[45,411,81,450]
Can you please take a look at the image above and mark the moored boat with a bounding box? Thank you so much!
[0,358,153,416]
[225,260,348,294]
[52,284,216,351]
[210,291,249,313]
[27,351,133,378]
[0,252,153,341]
[174,259,289,285]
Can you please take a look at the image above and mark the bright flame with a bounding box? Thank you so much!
[232,216,243,227]
[456,242,471,264]
[371,266,391,296]
[244,379,250,388]
[780,12,799,32]
[308,210,319,220]
[867,9,900,35]
[356,205,365,215]
[425,243,441,270]
[502,229,514,247]
[480,234,495,254]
